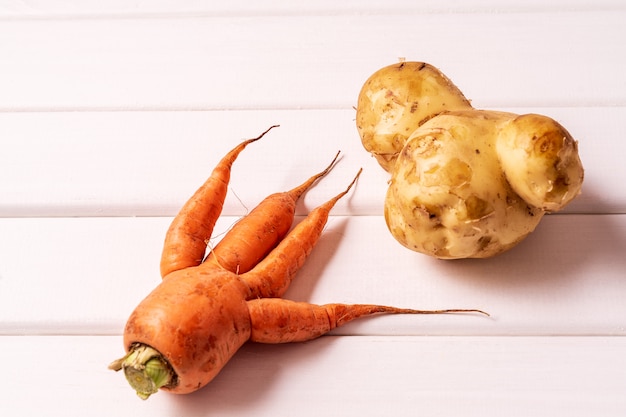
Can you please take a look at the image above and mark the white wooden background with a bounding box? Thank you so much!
[1,1,625,415]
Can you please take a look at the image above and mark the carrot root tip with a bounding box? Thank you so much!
[249,124,280,143]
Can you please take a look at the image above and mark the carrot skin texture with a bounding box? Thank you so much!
[240,170,360,299]
[159,140,251,277]
[248,299,481,343]
[123,268,252,394]
[159,126,277,278]
[239,203,330,299]
[202,153,338,274]
[248,298,335,343]
[201,192,296,274]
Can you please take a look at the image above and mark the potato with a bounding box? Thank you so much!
[357,62,584,259]
[385,111,544,259]
[356,62,472,172]
[497,114,584,211]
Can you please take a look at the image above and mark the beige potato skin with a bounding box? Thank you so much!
[356,62,472,172]
[385,111,544,259]
[357,61,584,259]
[497,114,584,211]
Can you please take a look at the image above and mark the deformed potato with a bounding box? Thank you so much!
[356,62,472,172]
[497,113,584,211]
[357,62,584,259]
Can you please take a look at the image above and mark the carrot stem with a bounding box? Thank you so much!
[108,344,175,400]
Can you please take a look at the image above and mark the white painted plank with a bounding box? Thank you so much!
[1,0,624,17]
[1,335,625,416]
[1,214,624,336]
[0,107,621,217]
[0,4,622,417]
[0,110,379,217]
[0,11,624,111]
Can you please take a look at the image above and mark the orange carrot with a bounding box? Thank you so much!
[240,167,361,299]
[201,151,340,275]
[110,128,488,400]
[248,298,484,343]
[159,125,278,278]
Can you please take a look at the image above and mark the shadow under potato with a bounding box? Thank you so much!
[436,212,626,292]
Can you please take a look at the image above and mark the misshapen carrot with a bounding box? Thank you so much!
[240,167,361,299]
[159,125,278,278]
[110,127,488,400]
[248,299,483,343]
[201,151,340,275]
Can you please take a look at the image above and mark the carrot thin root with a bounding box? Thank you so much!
[331,305,489,328]
[287,150,341,200]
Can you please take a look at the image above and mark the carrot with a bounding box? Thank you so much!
[110,128,488,400]
[248,298,484,343]
[159,124,278,278]
[240,167,361,299]
[201,150,340,275]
